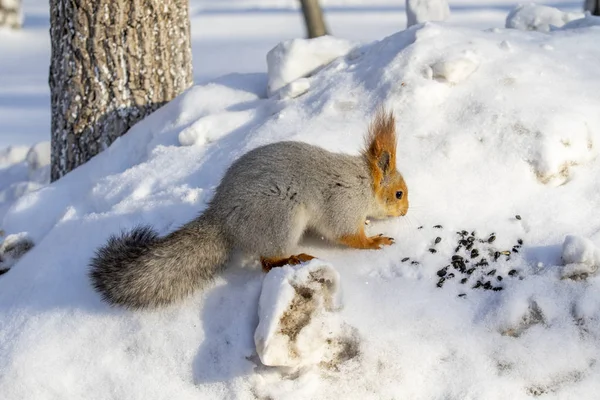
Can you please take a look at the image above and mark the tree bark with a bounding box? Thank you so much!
[299,0,329,38]
[49,0,193,181]
[584,0,600,15]
[0,0,22,29]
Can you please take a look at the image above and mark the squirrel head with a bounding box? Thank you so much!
[363,108,409,218]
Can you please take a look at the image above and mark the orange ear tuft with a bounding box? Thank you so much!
[363,108,397,183]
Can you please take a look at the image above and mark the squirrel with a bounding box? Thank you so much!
[89,109,409,309]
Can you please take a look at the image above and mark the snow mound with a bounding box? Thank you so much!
[0,141,50,224]
[561,235,600,279]
[406,0,450,28]
[266,36,357,97]
[2,23,600,399]
[0,145,29,166]
[561,12,600,30]
[254,259,350,368]
[430,53,479,84]
[506,3,584,32]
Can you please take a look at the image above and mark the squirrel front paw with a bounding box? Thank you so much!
[368,234,395,249]
[338,229,395,250]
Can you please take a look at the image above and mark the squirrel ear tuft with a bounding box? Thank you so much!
[378,150,391,175]
[364,107,397,178]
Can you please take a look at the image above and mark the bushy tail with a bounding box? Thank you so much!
[89,214,230,309]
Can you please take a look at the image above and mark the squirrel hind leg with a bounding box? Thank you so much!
[260,253,315,273]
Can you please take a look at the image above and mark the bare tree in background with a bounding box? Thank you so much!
[0,0,22,29]
[584,0,600,15]
[299,0,329,38]
[49,0,193,181]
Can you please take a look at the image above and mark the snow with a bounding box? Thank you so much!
[561,235,600,279]
[506,3,584,32]
[266,36,357,96]
[254,259,344,368]
[2,1,600,399]
[406,0,450,27]
[562,12,600,29]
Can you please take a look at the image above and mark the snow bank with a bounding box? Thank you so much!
[561,12,600,30]
[2,21,600,400]
[266,36,357,97]
[561,235,600,279]
[405,0,450,28]
[254,259,351,368]
[506,3,584,32]
[0,141,49,224]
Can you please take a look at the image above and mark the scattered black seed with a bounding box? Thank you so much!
[437,268,447,277]
[418,226,423,229]
[515,215,522,220]
[437,278,445,288]
[493,251,500,261]
[508,269,518,276]
[473,281,483,289]
[460,278,468,284]
[466,268,476,275]
[466,243,473,251]
[460,239,468,246]
[488,235,496,243]
[475,258,489,267]
[487,269,497,276]
[401,257,410,262]
[411,261,420,265]
[492,287,503,292]
[434,225,443,229]
[483,281,493,290]
[497,276,503,281]
[455,245,462,252]
[429,248,437,254]
[467,236,475,243]
[452,255,463,261]
[461,230,468,236]
[435,237,442,244]
[470,249,479,258]
[458,293,466,298]
[447,273,455,279]
[512,247,519,253]
[517,239,523,245]
[471,231,476,236]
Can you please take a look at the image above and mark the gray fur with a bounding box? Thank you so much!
[89,141,381,309]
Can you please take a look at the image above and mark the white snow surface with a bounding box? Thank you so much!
[266,35,357,96]
[0,141,49,222]
[506,3,584,32]
[2,4,600,400]
[254,259,344,368]
[561,235,600,279]
[406,0,450,27]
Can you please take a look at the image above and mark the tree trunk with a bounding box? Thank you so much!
[584,0,600,15]
[49,0,193,181]
[0,0,22,29]
[299,0,329,38]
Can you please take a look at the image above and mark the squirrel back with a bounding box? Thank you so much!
[89,109,408,309]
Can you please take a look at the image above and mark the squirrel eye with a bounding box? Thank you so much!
[396,190,403,200]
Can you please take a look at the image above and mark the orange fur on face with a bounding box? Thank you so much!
[363,108,409,218]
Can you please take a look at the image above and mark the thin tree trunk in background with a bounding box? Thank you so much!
[0,0,22,29]
[49,0,193,181]
[584,0,600,15]
[299,0,329,38]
